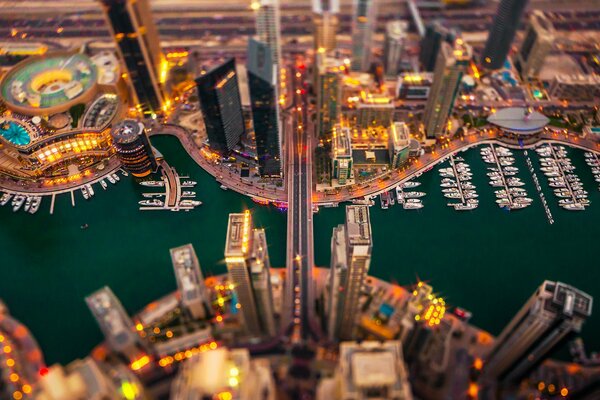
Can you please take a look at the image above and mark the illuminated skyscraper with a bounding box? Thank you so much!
[384,21,408,76]
[255,0,282,70]
[195,59,245,154]
[247,38,282,177]
[514,10,555,80]
[315,54,343,139]
[331,124,353,185]
[312,0,340,52]
[316,341,413,399]
[423,40,471,139]
[419,21,457,72]
[481,0,529,70]
[483,281,593,385]
[99,0,165,115]
[110,119,157,177]
[85,286,144,362]
[225,211,276,337]
[170,244,211,320]
[327,205,372,341]
[170,347,275,399]
[350,0,378,72]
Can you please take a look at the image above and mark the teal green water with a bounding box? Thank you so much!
[0,136,598,365]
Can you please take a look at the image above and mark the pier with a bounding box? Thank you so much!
[525,150,554,224]
[487,144,515,209]
[448,155,466,204]
[70,191,75,207]
[548,145,580,207]
[50,194,56,215]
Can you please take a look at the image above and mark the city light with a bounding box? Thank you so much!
[130,355,150,371]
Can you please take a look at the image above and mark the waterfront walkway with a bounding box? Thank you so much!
[155,126,600,206]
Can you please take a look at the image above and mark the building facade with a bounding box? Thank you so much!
[423,41,471,139]
[316,55,343,139]
[514,10,555,80]
[195,59,245,154]
[99,0,165,115]
[255,0,282,71]
[350,0,378,72]
[548,74,600,102]
[396,73,433,100]
[483,281,593,385]
[247,38,282,177]
[170,244,211,320]
[481,0,529,70]
[356,94,394,129]
[110,119,157,177]
[383,21,408,77]
[419,21,457,72]
[331,124,353,185]
[313,0,340,53]
[389,122,410,168]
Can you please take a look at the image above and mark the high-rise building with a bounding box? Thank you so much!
[419,21,457,72]
[396,73,434,100]
[316,341,413,400]
[313,0,340,52]
[99,0,165,115]
[548,74,600,102]
[247,38,282,177]
[316,55,343,139]
[483,281,593,385]
[225,211,276,337]
[389,122,410,168]
[255,0,282,71]
[514,10,555,80]
[170,347,275,400]
[170,244,211,320]
[356,93,394,129]
[196,59,245,154]
[85,286,143,361]
[481,0,529,70]
[110,119,157,177]
[36,357,145,400]
[350,0,378,72]
[327,205,372,341]
[331,124,353,185]
[423,40,471,139]
[383,21,408,77]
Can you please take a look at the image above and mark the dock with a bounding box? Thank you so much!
[525,150,554,224]
[488,144,515,209]
[70,191,75,207]
[549,145,579,206]
[449,155,466,204]
[50,193,56,215]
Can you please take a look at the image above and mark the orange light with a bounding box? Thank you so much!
[560,388,568,397]
[216,315,223,322]
[468,383,478,398]
[473,358,483,370]
[130,355,150,371]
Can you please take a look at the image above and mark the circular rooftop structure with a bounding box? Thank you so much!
[0,120,31,146]
[0,53,98,116]
[487,107,549,135]
[110,119,144,144]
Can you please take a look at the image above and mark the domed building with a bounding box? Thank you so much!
[487,107,549,145]
[0,51,129,181]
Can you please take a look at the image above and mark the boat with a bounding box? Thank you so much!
[514,197,533,204]
[28,197,41,214]
[220,184,229,190]
[562,203,585,211]
[351,197,374,206]
[380,193,389,209]
[86,184,94,197]
[453,203,478,211]
[402,181,420,188]
[441,178,456,183]
[508,181,525,187]
[139,199,164,206]
[181,180,197,187]
[544,172,561,177]
[504,167,518,172]
[444,192,462,199]
[12,195,25,212]
[442,188,459,193]
[0,193,12,206]
[80,223,89,230]
[388,190,395,206]
[120,169,129,177]
[100,180,108,190]
[403,202,423,210]
[395,186,404,203]
[502,171,518,176]
[81,186,90,200]
[549,182,566,188]
[464,193,478,199]
[441,182,457,188]
[462,183,476,190]
[180,200,202,207]
[140,180,165,187]
[487,172,501,178]
[182,191,196,197]
[23,197,32,212]
[403,191,426,198]
[107,175,116,184]
[510,203,529,210]
[112,173,120,182]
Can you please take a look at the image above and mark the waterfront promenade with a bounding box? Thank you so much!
[154,126,600,206]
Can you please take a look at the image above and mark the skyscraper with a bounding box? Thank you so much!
[419,21,457,72]
[316,341,413,400]
[255,0,282,70]
[514,10,555,80]
[481,0,529,70]
[383,21,408,76]
[225,211,276,337]
[247,38,282,177]
[327,205,372,341]
[99,0,165,115]
[85,287,144,362]
[483,281,593,385]
[313,0,340,53]
[195,59,245,154]
[331,124,353,185]
[423,40,471,139]
[350,0,378,72]
[170,244,211,320]
[315,55,343,139]
[110,119,157,177]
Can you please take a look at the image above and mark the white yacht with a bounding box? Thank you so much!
[444,192,462,199]
[403,202,423,210]
[28,197,42,214]
[100,180,108,190]
[12,195,25,212]
[563,203,585,211]
[1,193,13,206]
[180,200,202,207]
[23,197,32,212]
[181,180,197,187]
[395,186,404,203]
[403,181,420,188]
[442,188,459,193]
[112,173,120,182]
[86,184,94,197]
[453,203,477,211]
[107,175,116,184]
[139,199,164,207]
[441,182,457,188]
[81,186,90,200]
[140,180,165,187]
[182,191,196,197]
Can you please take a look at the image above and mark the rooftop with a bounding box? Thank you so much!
[345,205,372,246]
[487,107,549,134]
[225,211,252,257]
